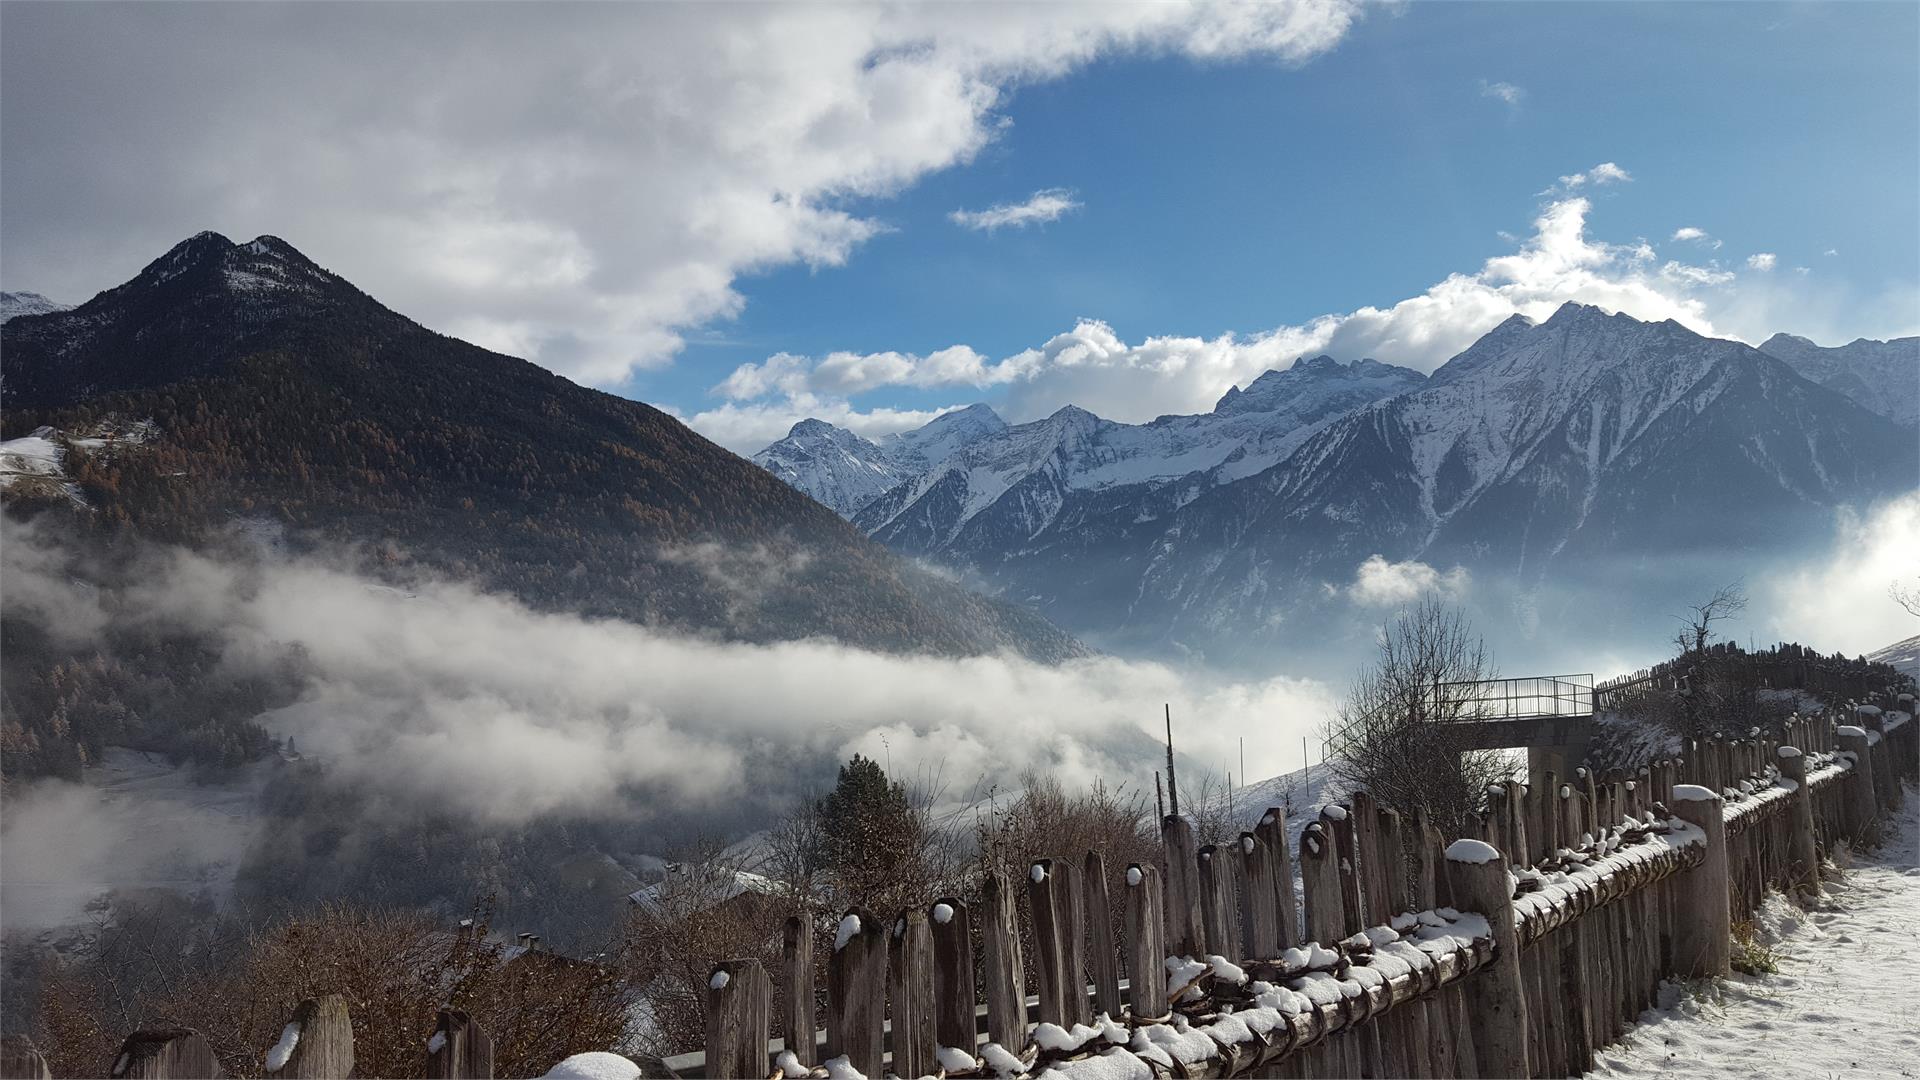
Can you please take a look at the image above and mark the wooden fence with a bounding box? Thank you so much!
[2,690,1911,1080]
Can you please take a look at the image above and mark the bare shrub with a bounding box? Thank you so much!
[31,894,630,1078]
[1322,595,1513,836]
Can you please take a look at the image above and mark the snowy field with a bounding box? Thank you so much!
[1593,781,1920,1079]
[0,748,272,936]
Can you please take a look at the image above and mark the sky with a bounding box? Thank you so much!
[3,1,1916,454]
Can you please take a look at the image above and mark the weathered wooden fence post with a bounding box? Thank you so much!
[1196,845,1237,959]
[1028,857,1089,1026]
[1670,786,1731,978]
[706,960,772,1080]
[110,1030,225,1079]
[826,908,887,1076]
[1255,807,1299,948]
[889,910,936,1078]
[424,1009,494,1079]
[1161,814,1206,957]
[263,996,353,1080]
[1239,831,1280,958]
[1298,821,1343,943]
[1449,838,1530,1079]
[1777,746,1819,898]
[1124,863,1166,1018]
[1083,851,1123,1019]
[980,871,1027,1050]
[1836,724,1880,843]
[930,898,977,1062]
[780,914,815,1066]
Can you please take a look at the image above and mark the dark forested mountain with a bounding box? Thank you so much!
[1757,331,1919,428]
[0,232,1081,779]
[761,304,1918,664]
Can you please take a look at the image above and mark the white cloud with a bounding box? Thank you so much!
[696,184,1759,446]
[1344,555,1470,607]
[1479,80,1524,108]
[1588,162,1632,184]
[1747,252,1778,272]
[1671,226,1722,250]
[2,2,1361,388]
[1760,492,1920,657]
[3,525,1341,822]
[950,188,1081,232]
[1545,161,1633,195]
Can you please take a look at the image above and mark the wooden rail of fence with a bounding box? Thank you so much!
[2,689,1911,1080]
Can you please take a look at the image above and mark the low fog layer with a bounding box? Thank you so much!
[0,518,1340,931]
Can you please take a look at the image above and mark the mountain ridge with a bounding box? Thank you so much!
[1,231,1085,666]
[758,302,1917,664]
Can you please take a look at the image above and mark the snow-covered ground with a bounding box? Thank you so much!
[1591,780,1920,1078]
[0,748,274,936]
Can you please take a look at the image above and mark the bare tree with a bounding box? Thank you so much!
[1674,582,1747,655]
[1321,595,1513,836]
[1891,579,1920,619]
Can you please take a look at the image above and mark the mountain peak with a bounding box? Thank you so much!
[786,417,840,438]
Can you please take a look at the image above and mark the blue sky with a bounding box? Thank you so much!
[5,1,1915,452]
[654,1,1919,447]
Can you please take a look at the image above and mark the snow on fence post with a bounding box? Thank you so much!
[705,960,771,1080]
[1254,807,1299,949]
[1298,814,1368,1075]
[1027,857,1089,1028]
[1448,838,1529,1079]
[1160,814,1206,959]
[1836,725,1879,844]
[929,898,977,1064]
[780,915,815,1068]
[1669,787,1730,978]
[1413,808,1459,1077]
[1123,863,1166,1018]
[1325,804,1364,935]
[423,1009,493,1079]
[979,872,1027,1051]
[1860,708,1899,812]
[1,1037,51,1080]
[1083,850,1123,1020]
[825,907,887,1077]
[1554,782,1594,1075]
[888,911,935,1079]
[1237,831,1279,959]
[109,1030,225,1079]
[1197,845,1238,965]
[264,995,353,1080]
[1298,822,1343,944]
[1777,746,1819,898]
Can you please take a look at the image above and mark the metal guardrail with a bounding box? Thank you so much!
[1430,674,1595,722]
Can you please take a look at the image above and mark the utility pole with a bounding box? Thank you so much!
[1165,703,1179,818]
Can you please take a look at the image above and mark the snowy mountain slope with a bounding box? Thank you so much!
[1867,634,1919,681]
[1120,304,1918,657]
[841,356,1426,554]
[0,291,68,324]
[755,304,1912,665]
[751,403,1008,517]
[1758,332,1919,428]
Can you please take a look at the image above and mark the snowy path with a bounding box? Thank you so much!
[1591,782,1920,1079]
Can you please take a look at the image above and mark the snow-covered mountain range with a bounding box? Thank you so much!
[1757,332,1919,428]
[755,305,1918,664]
